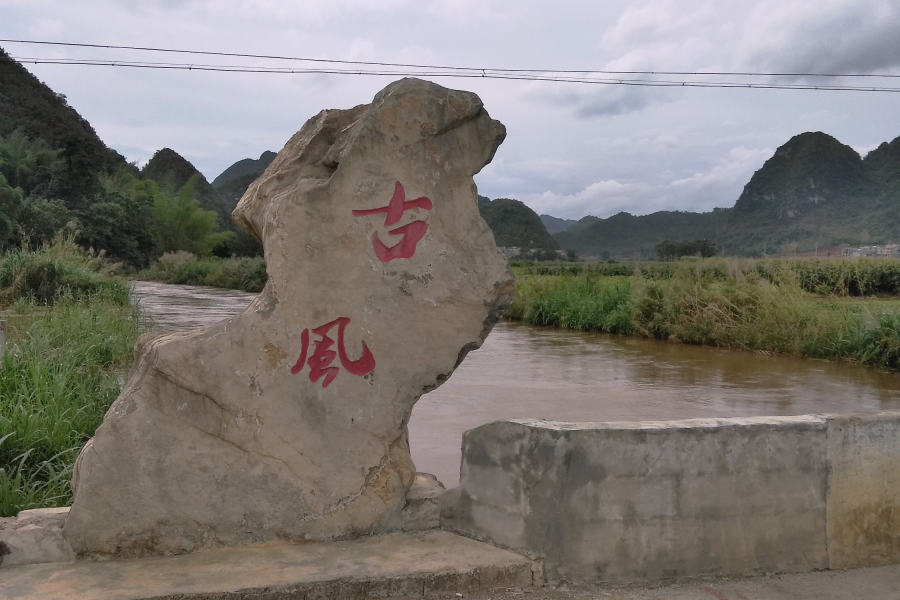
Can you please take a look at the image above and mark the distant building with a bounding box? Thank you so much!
[835,244,900,258]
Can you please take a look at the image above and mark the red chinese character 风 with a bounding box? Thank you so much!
[353,181,433,262]
[290,317,375,388]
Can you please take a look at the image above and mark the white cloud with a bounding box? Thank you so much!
[737,0,900,75]
[516,145,771,220]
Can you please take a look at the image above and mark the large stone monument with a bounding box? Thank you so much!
[62,78,514,557]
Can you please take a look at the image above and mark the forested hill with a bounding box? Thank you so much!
[540,214,577,234]
[142,148,230,225]
[142,148,263,256]
[212,151,276,189]
[212,151,276,210]
[554,210,729,260]
[0,48,127,175]
[478,197,560,255]
[0,50,262,264]
[723,131,900,255]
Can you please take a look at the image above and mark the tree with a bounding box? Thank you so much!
[0,173,24,249]
[76,170,156,267]
[0,129,66,199]
[656,239,716,261]
[17,199,75,247]
[152,175,232,256]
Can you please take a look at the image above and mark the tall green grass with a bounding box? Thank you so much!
[508,275,635,334]
[521,257,900,297]
[0,239,140,517]
[139,251,266,293]
[511,258,900,370]
[0,233,130,306]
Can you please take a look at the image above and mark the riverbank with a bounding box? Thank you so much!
[0,239,141,517]
[509,258,900,370]
[137,251,265,293]
[136,253,900,370]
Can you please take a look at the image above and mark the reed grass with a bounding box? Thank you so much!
[511,258,900,370]
[0,232,130,306]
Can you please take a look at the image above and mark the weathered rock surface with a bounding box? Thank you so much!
[401,473,446,532]
[0,507,74,568]
[63,78,513,557]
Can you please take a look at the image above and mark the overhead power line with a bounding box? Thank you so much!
[3,39,900,92]
[11,57,900,93]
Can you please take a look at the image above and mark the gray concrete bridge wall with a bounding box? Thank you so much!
[441,412,900,583]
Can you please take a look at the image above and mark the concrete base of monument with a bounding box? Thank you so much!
[0,530,538,600]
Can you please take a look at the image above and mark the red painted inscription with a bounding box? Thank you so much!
[291,317,375,388]
[353,181,433,262]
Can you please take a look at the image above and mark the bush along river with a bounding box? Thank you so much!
[132,280,900,487]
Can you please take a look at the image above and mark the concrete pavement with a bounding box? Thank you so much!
[0,530,535,600]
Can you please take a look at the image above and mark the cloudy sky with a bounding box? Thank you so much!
[2,0,899,220]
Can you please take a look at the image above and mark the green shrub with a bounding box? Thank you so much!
[140,253,266,293]
[0,234,129,307]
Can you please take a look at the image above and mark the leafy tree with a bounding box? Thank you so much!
[18,199,75,247]
[152,175,232,256]
[656,239,716,261]
[0,129,66,199]
[77,170,156,268]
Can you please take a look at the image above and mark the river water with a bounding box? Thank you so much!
[132,281,900,486]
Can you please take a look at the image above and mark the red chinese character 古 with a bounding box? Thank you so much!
[353,181,433,262]
[290,317,375,388]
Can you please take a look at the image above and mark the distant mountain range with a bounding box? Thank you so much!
[536,131,900,259]
[6,45,896,262]
[213,130,900,260]
[539,214,577,235]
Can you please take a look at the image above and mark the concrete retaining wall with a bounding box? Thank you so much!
[442,413,900,583]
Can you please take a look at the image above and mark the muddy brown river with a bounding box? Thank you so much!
[132,281,900,486]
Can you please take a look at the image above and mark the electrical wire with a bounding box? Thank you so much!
[4,39,900,92]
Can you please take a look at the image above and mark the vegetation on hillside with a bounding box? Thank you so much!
[478,197,561,256]
[539,214,577,234]
[0,131,245,268]
[142,148,263,258]
[216,172,259,210]
[0,48,126,175]
[554,209,729,260]
[211,150,276,190]
[0,50,262,266]
[723,131,895,255]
